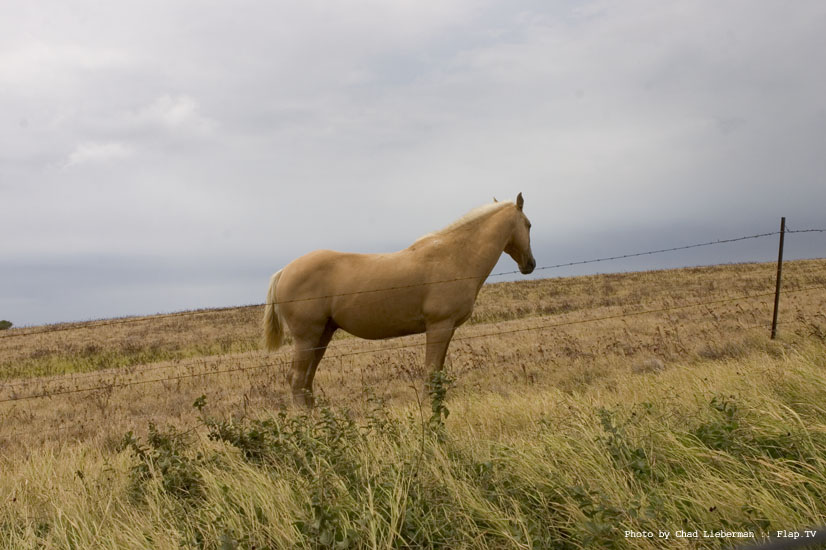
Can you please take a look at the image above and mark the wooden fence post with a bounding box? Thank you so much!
[770,217,786,340]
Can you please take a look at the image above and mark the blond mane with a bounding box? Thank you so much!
[414,201,512,244]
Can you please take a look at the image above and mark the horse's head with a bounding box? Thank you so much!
[504,192,536,274]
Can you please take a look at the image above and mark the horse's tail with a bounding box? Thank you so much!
[263,269,285,351]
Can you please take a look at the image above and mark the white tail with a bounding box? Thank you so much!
[262,269,285,351]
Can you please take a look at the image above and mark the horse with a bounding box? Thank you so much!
[262,192,536,407]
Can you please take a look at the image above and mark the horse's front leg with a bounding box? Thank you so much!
[424,320,456,375]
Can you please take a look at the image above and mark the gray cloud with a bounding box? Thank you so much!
[1,0,824,326]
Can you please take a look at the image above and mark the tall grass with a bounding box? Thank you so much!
[3,340,826,549]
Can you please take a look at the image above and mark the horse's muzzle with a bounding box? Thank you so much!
[520,258,536,274]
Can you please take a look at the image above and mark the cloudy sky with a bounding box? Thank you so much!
[1,0,825,327]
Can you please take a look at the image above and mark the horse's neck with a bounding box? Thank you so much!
[448,208,514,278]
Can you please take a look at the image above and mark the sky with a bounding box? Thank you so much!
[1,0,825,327]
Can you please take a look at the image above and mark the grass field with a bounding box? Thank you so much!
[1,259,826,549]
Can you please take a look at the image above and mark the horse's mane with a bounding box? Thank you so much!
[413,200,512,244]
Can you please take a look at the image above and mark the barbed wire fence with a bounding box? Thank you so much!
[0,223,821,415]
[0,295,821,452]
[2,282,824,407]
[1,227,822,341]
[0,224,824,401]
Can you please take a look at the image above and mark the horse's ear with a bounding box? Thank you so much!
[516,192,524,211]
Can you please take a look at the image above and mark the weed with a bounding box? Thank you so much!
[426,369,454,439]
[693,395,739,452]
[119,423,205,503]
[569,485,626,548]
[597,407,659,482]
[806,320,826,342]
[696,339,748,361]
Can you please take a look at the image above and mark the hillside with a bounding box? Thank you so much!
[1,259,826,549]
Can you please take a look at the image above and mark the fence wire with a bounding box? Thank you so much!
[0,268,805,393]
[2,283,823,405]
[5,228,821,341]
[0,295,820,444]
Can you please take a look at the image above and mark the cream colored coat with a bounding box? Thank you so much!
[263,194,535,406]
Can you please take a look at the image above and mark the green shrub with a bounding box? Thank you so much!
[119,422,205,503]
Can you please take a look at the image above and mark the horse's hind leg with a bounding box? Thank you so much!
[289,320,337,408]
[288,341,314,407]
[304,321,337,407]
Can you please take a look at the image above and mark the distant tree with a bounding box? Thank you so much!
[0,320,12,330]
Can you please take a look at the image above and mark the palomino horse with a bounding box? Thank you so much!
[263,193,536,406]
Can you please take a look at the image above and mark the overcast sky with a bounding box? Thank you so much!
[2,0,825,327]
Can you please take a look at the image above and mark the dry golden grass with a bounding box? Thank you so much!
[0,259,824,453]
[2,259,826,549]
